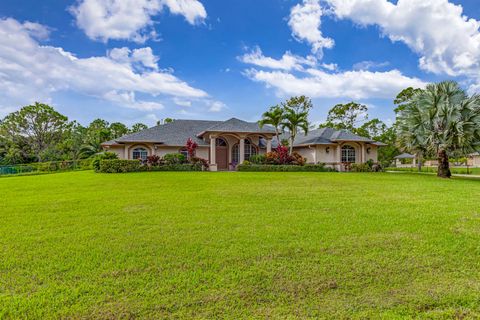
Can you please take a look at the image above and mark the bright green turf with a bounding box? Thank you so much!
[1,171,480,319]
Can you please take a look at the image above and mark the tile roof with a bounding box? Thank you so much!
[102,118,385,147]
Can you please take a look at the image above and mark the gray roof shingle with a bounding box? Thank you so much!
[200,118,276,135]
[111,120,221,146]
[102,118,385,147]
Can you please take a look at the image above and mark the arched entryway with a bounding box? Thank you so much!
[216,137,228,170]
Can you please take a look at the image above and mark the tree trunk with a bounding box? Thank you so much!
[437,149,451,178]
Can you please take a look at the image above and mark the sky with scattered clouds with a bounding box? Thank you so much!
[0,0,479,126]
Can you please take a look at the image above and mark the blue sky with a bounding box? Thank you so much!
[0,0,479,127]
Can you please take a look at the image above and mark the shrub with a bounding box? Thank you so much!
[99,159,141,173]
[237,164,333,172]
[147,155,161,166]
[291,152,306,166]
[163,153,186,165]
[242,160,251,166]
[150,164,202,171]
[185,138,198,158]
[92,152,119,172]
[350,163,370,172]
[249,154,266,165]
[190,157,209,170]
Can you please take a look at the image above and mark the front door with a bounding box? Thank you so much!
[216,137,228,170]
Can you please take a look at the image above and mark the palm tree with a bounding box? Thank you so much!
[281,107,310,154]
[397,81,480,178]
[259,105,284,144]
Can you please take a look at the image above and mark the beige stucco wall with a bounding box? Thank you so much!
[106,145,125,159]
[293,143,378,164]
[473,155,480,167]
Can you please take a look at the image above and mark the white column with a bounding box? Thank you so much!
[336,144,342,171]
[413,157,417,168]
[124,145,129,159]
[266,138,272,153]
[361,143,366,163]
[210,136,216,165]
[239,138,245,164]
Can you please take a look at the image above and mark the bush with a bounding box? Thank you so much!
[147,155,161,166]
[99,159,141,173]
[350,161,383,172]
[190,157,209,170]
[92,152,119,172]
[163,153,186,165]
[242,160,251,166]
[237,164,333,172]
[150,164,202,171]
[249,154,266,165]
[291,152,306,166]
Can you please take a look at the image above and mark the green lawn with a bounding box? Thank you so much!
[1,171,480,318]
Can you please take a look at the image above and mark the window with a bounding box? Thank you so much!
[132,147,148,161]
[216,138,227,147]
[232,139,257,163]
[341,145,356,163]
[179,148,189,159]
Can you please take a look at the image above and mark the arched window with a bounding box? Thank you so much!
[216,138,227,147]
[232,139,257,163]
[132,147,148,160]
[341,145,356,163]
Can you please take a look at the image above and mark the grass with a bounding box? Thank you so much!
[1,171,480,318]
[387,166,480,175]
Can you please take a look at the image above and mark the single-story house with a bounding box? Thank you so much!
[470,152,480,167]
[101,118,385,171]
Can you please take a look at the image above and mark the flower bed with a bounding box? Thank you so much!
[237,164,334,172]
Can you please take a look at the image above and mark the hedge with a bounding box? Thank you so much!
[99,160,142,173]
[98,160,203,173]
[237,164,334,172]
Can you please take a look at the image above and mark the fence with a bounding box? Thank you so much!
[0,159,93,176]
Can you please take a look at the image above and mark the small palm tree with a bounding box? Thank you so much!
[397,81,480,178]
[259,105,284,144]
[281,107,309,154]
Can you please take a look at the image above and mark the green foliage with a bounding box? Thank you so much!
[249,154,267,164]
[396,81,480,178]
[92,152,119,172]
[99,159,142,173]
[281,96,311,154]
[163,153,187,165]
[259,105,284,143]
[0,102,70,162]
[237,164,332,172]
[319,102,368,132]
[131,123,148,133]
[393,87,423,113]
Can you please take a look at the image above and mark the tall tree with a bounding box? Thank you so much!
[394,87,423,114]
[281,96,311,154]
[259,105,284,144]
[320,102,368,132]
[109,122,129,139]
[397,81,480,178]
[131,123,148,133]
[0,102,69,162]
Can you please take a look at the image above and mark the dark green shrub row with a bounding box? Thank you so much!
[98,160,203,173]
[99,160,142,173]
[147,164,202,171]
[1,159,93,176]
[237,164,334,172]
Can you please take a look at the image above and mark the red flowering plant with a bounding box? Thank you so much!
[276,145,291,164]
[185,138,198,158]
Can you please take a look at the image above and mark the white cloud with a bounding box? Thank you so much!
[239,46,317,71]
[326,0,480,78]
[0,18,207,113]
[353,60,390,71]
[70,0,207,42]
[288,0,334,56]
[173,97,192,107]
[245,67,426,100]
[207,100,226,112]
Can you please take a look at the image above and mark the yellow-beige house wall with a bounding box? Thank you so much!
[293,142,378,165]
[473,155,480,167]
[105,144,210,159]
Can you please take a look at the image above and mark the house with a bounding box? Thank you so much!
[470,152,480,167]
[101,118,385,171]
